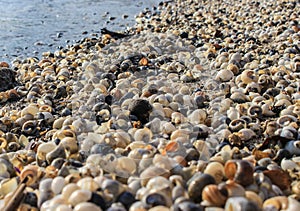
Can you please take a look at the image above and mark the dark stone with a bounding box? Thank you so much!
[0,67,19,92]
[128,99,152,124]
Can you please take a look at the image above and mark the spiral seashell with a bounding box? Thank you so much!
[247,105,262,118]
[187,173,216,203]
[229,118,246,132]
[224,160,254,186]
[201,184,227,207]
[60,137,79,155]
[277,115,298,127]
[263,196,300,211]
[20,165,39,186]
[22,120,38,135]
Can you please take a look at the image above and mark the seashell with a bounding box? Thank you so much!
[284,141,300,156]
[225,196,260,211]
[263,196,300,211]
[60,137,79,155]
[204,162,225,184]
[292,181,300,196]
[68,189,92,207]
[247,105,262,118]
[74,202,102,211]
[187,109,207,124]
[20,165,39,186]
[172,201,203,211]
[245,190,263,208]
[236,128,256,142]
[148,206,170,211]
[51,176,65,195]
[201,184,227,207]
[230,91,249,103]
[229,118,246,132]
[281,158,299,171]
[61,183,80,200]
[116,156,137,176]
[129,201,147,211]
[277,115,298,127]
[240,69,258,84]
[37,142,57,165]
[21,104,39,117]
[0,178,18,198]
[263,169,291,191]
[77,177,99,192]
[224,160,254,186]
[171,112,187,125]
[55,204,73,211]
[46,143,66,164]
[215,69,234,82]
[134,127,153,143]
[187,173,216,203]
[22,120,38,135]
[142,191,171,208]
[140,166,170,187]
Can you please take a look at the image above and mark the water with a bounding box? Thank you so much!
[0,0,160,63]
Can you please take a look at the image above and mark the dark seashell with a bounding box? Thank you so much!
[272,149,292,163]
[51,157,65,169]
[144,192,167,207]
[46,143,66,164]
[54,85,68,99]
[224,160,254,186]
[185,148,200,162]
[172,201,203,211]
[128,99,152,124]
[117,191,136,209]
[92,102,111,113]
[23,191,38,207]
[88,192,107,210]
[187,173,216,203]
[61,107,72,116]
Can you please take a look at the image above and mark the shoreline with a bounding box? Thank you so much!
[0,0,300,210]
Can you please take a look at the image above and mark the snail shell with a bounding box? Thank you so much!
[224,160,254,186]
[263,196,300,211]
[201,184,227,207]
[20,165,39,186]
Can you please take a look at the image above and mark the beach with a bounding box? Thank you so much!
[0,0,300,210]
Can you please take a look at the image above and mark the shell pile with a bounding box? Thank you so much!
[0,0,300,210]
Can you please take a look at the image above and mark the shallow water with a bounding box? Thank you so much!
[0,0,160,63]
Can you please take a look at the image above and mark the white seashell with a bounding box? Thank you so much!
[68,189,92,207]
[188,109,207,124]
[77,177,100,192]
[51,176,65,194]
[204,162,225,184]
[74,202,102,211]
[61,183,80,200]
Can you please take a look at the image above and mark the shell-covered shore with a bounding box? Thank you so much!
[0,0,300,210]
